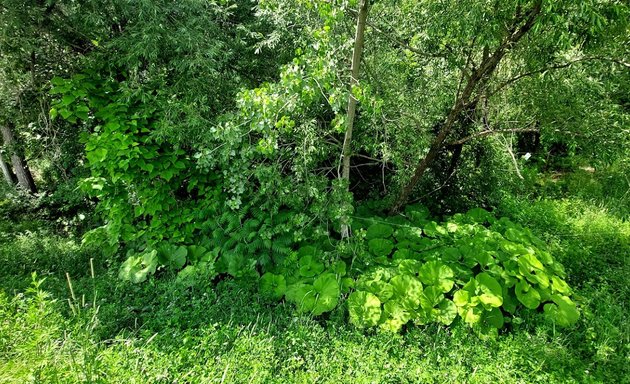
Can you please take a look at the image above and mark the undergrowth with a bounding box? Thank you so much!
[0,166,628,383]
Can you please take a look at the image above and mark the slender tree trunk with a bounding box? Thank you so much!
[339,0,370,238]
[0,150,16,186]
[1,124,37,193]
[389,1,541,213]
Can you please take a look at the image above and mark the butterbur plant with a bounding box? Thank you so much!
[262,206,579,336]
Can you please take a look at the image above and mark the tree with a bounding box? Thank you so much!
[0,146,16,186]
[0,123,36,193]
[340,0,370,237]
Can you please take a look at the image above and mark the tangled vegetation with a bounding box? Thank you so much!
[0,0,628,382]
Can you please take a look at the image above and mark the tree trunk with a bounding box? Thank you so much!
[0,150,16,186]
[1,124,37,193]
[389,1,542,213]
[340,0,369,238]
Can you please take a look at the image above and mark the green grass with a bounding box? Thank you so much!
[1,173,629,383]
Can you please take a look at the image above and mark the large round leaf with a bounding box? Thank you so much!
[436,299,458,325]
[453,289,471,307]
[187,245,210,263]
[119,250,158,283]
[423,221,447,238]
[298,255,325,277]
[551,276,571,294]
[285,283,316,313]
[157,244,187,269]
[482,307,505,329]
[419,285,444,310]
[311,273,340,315]
[380,300,411,332]
[475,272,503,308]
[366,223,394,240]
[260,273,287,300]
[544,295,579,327]
[466,208,494,224]
[359,279,394,302]
[461,306,484,325]
[398,259,422,275]
[348,291,382,328]
[390,274,423,310]
[515,280,541,309]
[418,261,454,293]
[368,238,394,257]
[392,249,413,260]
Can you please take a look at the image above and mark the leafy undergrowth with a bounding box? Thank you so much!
[265,206,578,336]
[0,197,628,383]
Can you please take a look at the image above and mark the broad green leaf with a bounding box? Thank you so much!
[260,273,287,300]
[392,249,413,260]
[285,283,316,313]
[187,245,209,263]
[298,255,325,277]
[380,300,411,332]
[87,148,108,163]
[515,280,541,309]
[441,247,461,262]
[311,273,340,315]
[551,276,571,294]
[466,208,494,223]
[518,253,545,271]
[544,295,579,327]
[453,289,471,307]
[436,299,458,325]
[368,238,394,257]
[423,221,447,238]
[418,261,454,293]
[390,274,423,310]
[398,259,422,275]
[348,291,382,328]
[171,246,187,269]
[394,227,423,243]
[475,273,503,308]
[118,250,158,283]
[360,279,394,302]
[341,277,355,293]
[462,306,484,325]
[483,307,505,329]
[61,94,76,106]
[420,285,444,309]
[366,223,394,239]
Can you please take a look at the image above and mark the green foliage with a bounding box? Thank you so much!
[1,193,628,383]
[260,273,287,300]
[258,205,579,335]
[347,291,382,328]
[118,250,158,284]
[52,75,224,248]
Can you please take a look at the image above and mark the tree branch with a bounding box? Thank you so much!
[448,128,539,146]
[490,56,630,97]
